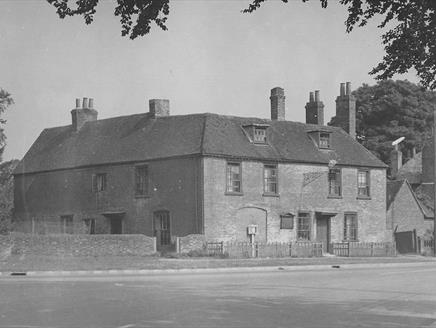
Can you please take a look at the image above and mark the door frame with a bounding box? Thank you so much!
[153,210,172,251]
[316,213,332,253]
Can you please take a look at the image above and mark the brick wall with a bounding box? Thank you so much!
[177,234,206,253]
[0,233,156,256]
[14,156,203,238]
[387,182,433,237]
[203,157,390,243]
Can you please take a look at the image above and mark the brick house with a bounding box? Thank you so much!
[13,84,391,251]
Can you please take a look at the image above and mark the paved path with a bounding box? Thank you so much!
[1,263,436,327]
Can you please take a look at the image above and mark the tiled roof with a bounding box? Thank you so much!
[415,183,435,219]
[397,152,422,184]
[14,112,386,175]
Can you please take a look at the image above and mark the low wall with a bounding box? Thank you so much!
[177,234,206,253]
[0,233,156,256]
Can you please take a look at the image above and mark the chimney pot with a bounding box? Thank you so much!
[309,92,314,102]
[346,82,351,96]
[314,90,320,102]
[340,83,345,96]
[82,97,89,109]
[88,98,94,109]
[75,98,81,108]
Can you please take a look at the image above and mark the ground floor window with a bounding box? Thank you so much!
[83,218,96,234]
[344,213,358,241]
[280,214,294,229]
[297,212,311,240]
[60,215,73,234]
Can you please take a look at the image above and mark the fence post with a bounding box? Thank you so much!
[152,236,157,253]
[176,237,180,253]
[370,242,374,257]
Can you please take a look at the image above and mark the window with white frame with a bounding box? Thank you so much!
[344,213,358,241]
[253,127,267,143]
[226,162,242,193]
[357,170,370,197]
[297,212,311,240]
[263,164,278,194]
[328,168,341,196]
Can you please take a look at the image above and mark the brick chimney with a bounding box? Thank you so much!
[390,145,403,178]
[334,82,356,139]
[305,90,324,125]
[149,99,170,118]
[270,87,285,121]
[71,97,98,131]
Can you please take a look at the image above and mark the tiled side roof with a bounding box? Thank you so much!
[14,112,387,175]
[397,152,422,184]
[415,183,435,219]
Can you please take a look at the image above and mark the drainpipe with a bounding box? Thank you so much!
[434,107,436,256]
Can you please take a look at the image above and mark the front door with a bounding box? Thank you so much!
[110,216,123,234]
[316,215,331,253]
[153,211,171,250]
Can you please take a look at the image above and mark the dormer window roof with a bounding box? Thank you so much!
[242,123,270,144]
[307,128,332,150]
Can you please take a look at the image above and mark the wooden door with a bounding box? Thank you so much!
[316,216,330,253]
[154,211,171,249]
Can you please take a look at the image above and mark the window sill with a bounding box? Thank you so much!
[357,196,371,200]
[263,193,280,198]
[342,240,359,243]
[225,192,243,196]
[327,195,342,199]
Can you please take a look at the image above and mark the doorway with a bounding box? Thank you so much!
[316,214,331,253]
[153,211,172,250]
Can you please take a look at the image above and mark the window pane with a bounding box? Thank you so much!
[297,212,310,240]
[226,163,241,193]
[135,165,148,195]
[344,213,358,241]
[264,165,278,194]
[328,169,341,196]
[281,216,294,229]
[357,170,369,197]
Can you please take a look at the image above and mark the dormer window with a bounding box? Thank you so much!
[307,129,332,149]
[254,128,266,143]
[242,123,269,144]
[319,132,330,149]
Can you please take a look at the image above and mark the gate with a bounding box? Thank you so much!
[395,230,416,254]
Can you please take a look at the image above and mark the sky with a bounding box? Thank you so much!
[0,0,418,161]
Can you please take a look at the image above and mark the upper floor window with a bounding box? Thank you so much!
[92,173,107,192]
[319,132,330,149]
[135,165,149,196]
[297,212,311,240]
[60,215,73,234]
[344,213,358,241]
[357,170,370,197]
[263,164,278,195]
[328,168,341,197]
[254,128,267,143]
[226,162,242,193]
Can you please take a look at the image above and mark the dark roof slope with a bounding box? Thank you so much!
[14,112,386,175]
[387,180,404,209]
[397,152,422,184]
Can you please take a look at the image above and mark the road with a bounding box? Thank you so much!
[1,264,436,328]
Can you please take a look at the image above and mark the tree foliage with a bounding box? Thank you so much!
[329,80,436,164]
[0,160,19,235]
[0,89,13,162]
[245,0,436,90]
[46,0,169,40]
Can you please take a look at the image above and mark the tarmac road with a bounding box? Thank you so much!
[1,263,436,328]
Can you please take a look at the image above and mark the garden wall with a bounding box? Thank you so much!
[0,233,156,256]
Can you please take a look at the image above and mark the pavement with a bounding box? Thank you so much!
[1,256,436,277]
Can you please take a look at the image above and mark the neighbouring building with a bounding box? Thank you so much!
[13,85,391,251]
